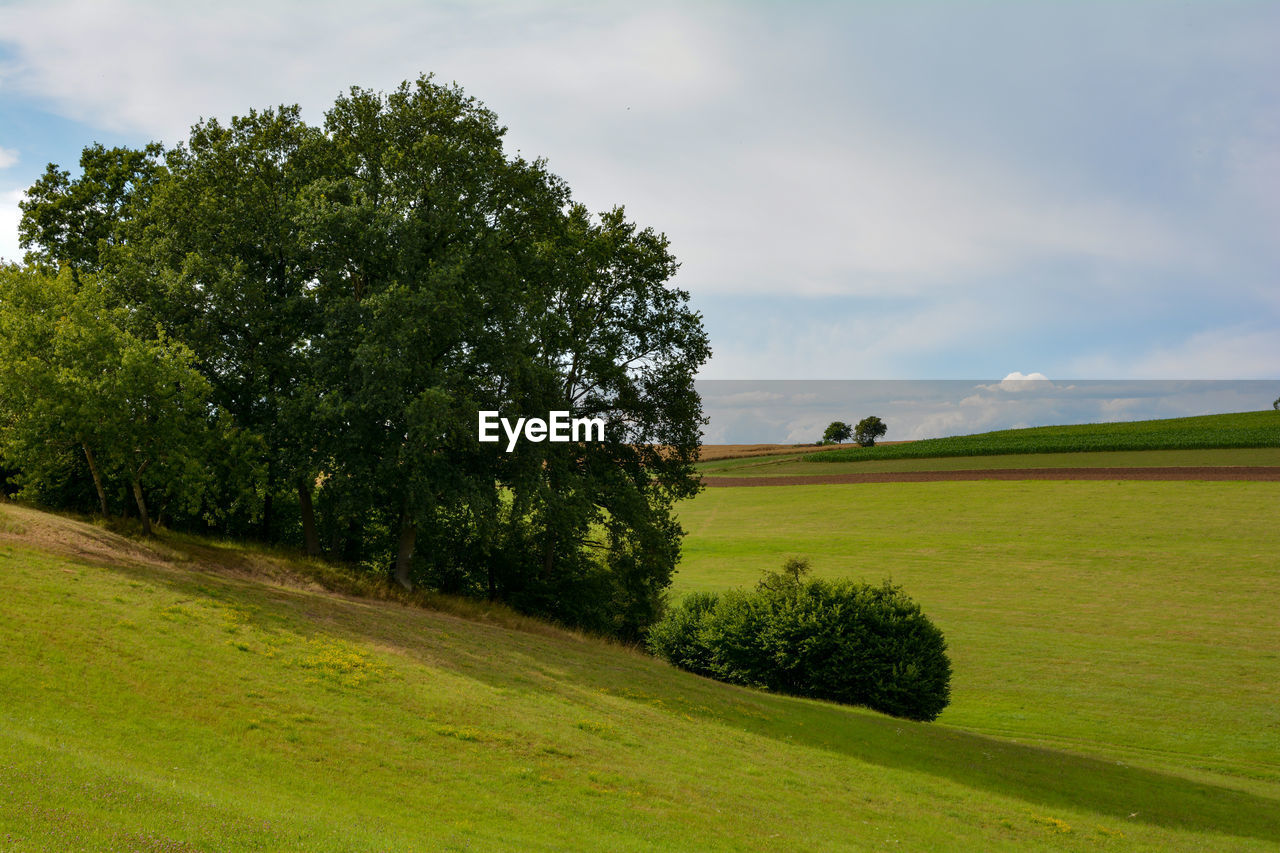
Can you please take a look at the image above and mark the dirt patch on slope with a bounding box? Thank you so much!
[0,501,318,589]
[0,502,171,569]
[701,466,1280,487]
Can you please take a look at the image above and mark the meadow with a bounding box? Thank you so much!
[3,499,1279,850]
[674,480,1280,801]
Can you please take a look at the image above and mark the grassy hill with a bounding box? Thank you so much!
[674,480,1280,822]
[803,410,1280,463]
[2,502,1279,850]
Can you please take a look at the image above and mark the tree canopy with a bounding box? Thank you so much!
[823,421,852,444]
[6,75,710,640]
[854,416,887,447]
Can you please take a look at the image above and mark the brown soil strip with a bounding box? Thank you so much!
[702,467,1280,487]
[697,441,912,461]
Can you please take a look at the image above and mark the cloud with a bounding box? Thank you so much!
[686,137,1187,294]
[0,1,733,141]
[1066,326,1280,379]
[1,1,1275,382]
[0,148,17,169]
[994,371,1051,391]
[0,0,1210,300]
[0,189,24,263]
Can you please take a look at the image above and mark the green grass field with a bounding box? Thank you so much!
[803,410,1280,463]
[675,480,1280,800]
[3,499,1279,850]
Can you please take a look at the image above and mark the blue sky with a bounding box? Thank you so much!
[1,0,1277,383]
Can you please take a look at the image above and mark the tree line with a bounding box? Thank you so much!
[0,76,710,640]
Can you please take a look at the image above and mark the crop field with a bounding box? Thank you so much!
[674,479,1280,805]
[806,410,1280,463]
[3,497,1280,850]
[697,444,828,461]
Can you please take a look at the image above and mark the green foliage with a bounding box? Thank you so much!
[12,75,708,639]
[0,267,213,531]
[18,142,165,276]
[807,410,1280,462]
[645,591,720,675]
[854,415,888,447]
[649,559,952,721]
[822,421,852,444]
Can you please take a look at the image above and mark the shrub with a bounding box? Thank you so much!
[645,591,720,676]
[647,561,952,722]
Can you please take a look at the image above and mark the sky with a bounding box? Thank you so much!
[696,379,1280,443]
[1,0,1278,394]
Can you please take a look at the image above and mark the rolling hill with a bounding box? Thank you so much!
[2,501,1278,850]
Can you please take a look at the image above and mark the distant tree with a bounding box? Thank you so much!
[854,416,887,447]
[1274,397,1279,411]
[823,421,852,444]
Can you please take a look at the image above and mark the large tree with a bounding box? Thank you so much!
[304,77,576,588]
[304,78,709,636]
[118,106,329,547]
[497,202,709,636]
[11,75,710,638]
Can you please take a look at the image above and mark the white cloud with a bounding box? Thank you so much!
[1066,326,1280,379]
[0,1,733,142]
[0,189,24,263]
[994,371,1051,391]
[0,148,17,169]
[0,0,1201,302]
[700,297,1008,379]
[703,390,787,406]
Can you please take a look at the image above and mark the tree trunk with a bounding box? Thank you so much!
[541,532,555,581]
[394,511,416,591]
[261,491,274,541]
[296,476,321,558]
[131,477,152,536]
[260,455,275,540]
[82,443,109,517]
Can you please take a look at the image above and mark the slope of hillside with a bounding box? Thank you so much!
[2,502,1278,851]
[805,411,1280,463]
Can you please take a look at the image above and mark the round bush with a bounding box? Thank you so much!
[647,566,951,722]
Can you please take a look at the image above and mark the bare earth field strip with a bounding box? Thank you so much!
[701,466,1280,486]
